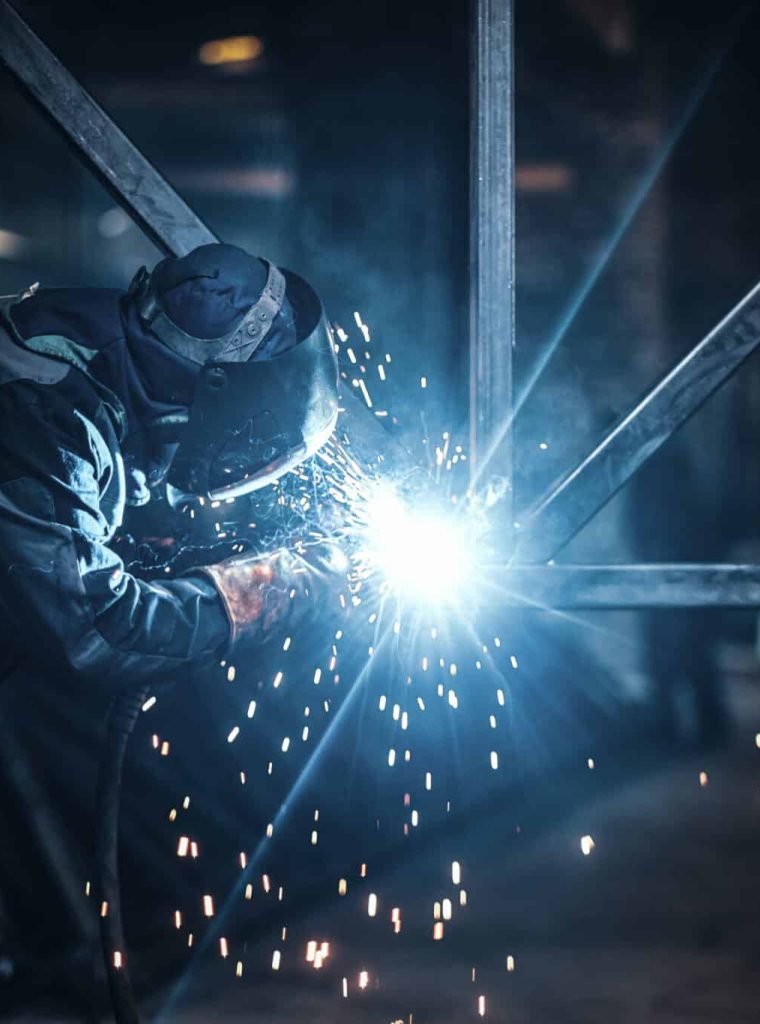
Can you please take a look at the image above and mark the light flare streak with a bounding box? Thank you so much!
[471,36,741,494]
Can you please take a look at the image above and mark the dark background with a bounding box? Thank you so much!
[1,1,759,1020]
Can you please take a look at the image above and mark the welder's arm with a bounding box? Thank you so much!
[0,473,230,681]
[0,400,229,682]
[197,545,342,646]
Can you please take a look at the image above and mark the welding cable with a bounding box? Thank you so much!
[96,681,150,1024]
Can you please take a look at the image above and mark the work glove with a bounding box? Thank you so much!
[199,542,347,646]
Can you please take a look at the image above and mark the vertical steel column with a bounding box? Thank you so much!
[469,0,515,516]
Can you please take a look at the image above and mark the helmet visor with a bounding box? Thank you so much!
[166,311,338,503]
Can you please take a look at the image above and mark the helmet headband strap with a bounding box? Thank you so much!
[131,260,287,365]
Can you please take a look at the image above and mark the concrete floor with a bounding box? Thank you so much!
[7,676,760,1023]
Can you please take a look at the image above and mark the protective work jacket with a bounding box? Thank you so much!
[0,286,230,685]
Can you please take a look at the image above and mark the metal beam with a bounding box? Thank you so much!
[501,564,760,608]
[470,0,514,519]
[0,0,217,257]
[514,279,760,562]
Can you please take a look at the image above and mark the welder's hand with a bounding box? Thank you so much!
[200,543,347,646]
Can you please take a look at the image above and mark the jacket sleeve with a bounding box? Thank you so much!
[0,382,230,681]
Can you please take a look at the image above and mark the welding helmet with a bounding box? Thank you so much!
[128,244,339,504]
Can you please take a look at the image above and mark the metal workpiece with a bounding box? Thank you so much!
[516,279,760,563]
[502,564,760,608]
[0,0,217,257]
[469,0,514,511]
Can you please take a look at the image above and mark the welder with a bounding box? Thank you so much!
[0,243,340,680]
[0,243,341,1017]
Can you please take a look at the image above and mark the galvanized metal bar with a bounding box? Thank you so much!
[0,0,217,257]
[470,0,515,515]
[516,280,760,562]
[502,564,760,608]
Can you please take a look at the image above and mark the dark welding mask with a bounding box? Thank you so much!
[128,244,339,504]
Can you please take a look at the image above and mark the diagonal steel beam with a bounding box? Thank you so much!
[502,564,760,608]
[515,281,760,562]
[0,0,399,463]
[0,0,216,257]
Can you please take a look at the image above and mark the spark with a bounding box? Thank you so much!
[159,625,398,1019]
[147,308,556,1023]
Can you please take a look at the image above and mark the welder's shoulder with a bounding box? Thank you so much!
[0,353,107,482]
[6,286,125,350]
[0,288,126,479]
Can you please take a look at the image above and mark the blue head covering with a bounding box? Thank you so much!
[151,243,269,340]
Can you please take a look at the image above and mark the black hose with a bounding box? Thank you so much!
[97,683,150,1024]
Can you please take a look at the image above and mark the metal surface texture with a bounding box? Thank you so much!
[516,280,760,563]
[503,564,760,608]
[469,0,514,515]
[0,0,217,257]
